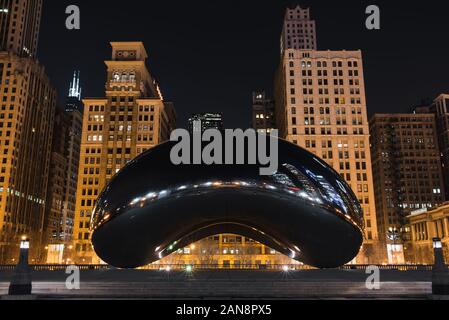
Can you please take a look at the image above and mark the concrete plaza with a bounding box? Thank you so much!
[0,269,434,299]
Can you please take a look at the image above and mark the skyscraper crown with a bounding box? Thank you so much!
[69,70,82,100]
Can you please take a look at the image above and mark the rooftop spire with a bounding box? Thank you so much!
[69,70,82,100]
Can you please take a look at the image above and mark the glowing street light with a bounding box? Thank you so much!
[433,238,443,250]
[432,237,449,295]
[9,237,32,296]
[20,238,30,250]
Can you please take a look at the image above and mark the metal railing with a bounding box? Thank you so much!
[0,264,441,272]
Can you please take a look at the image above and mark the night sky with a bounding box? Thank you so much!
[38,0,449,129]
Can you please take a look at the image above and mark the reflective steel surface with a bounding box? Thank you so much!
[91,139,364,268]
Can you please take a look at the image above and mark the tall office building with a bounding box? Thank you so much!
[0,0,42,57]
[72,42,176,264]
[43,73,83,263]
[66,70,83,112]
[44,108,72,261]
[280,5,317,54]
[188,113,223,134]
[252,91,276,134]
[275,6,382,263]
[370,114,445,263]
[0,0,57,263]
[61,73,83,246]
[415,94,449,201]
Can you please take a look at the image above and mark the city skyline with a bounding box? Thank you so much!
[38,0,449,128]
[1,0,449,266]
[2,0,449,305]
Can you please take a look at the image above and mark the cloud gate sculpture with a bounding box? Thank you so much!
[91,138,364,269]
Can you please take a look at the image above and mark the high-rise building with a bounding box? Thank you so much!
[61,76,83,246]
[66,70,83,112]
[72,42,176,264]
[275,6,382,263]
[415,94,449,201]
[0,0,42,58]
[188,113,223,134]
[43,73,83,263]
[44,108,72,262]
[0,0,57,263]
[280,5,317,54]
[252,91,276,134]
[370,113,445,263]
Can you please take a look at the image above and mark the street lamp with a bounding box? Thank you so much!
[433,238,443,250]
[387,227,400,243]
[432,237,449,296]
[387,227,401,264]
[20,238,30,250]
[432,238,447,272]
[8,237,32,296]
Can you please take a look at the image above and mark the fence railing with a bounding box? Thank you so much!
[0,264,441,272]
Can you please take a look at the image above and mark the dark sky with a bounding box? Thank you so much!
[38,0,449,129]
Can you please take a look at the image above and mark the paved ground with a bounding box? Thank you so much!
[0,269,433,299]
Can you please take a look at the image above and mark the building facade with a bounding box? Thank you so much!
[280,5,317,54]
[370,114,445,263]
[72,42,176,264]
[44,109,71,247]
[62,71,83,247]
[43,73,83,263]
[415,94,449,202]
[188,113,223,134]
[252,91,276,134]
[0,0,56,263]
[274,48,382,262]
[0,0,42,58]
[406,204,449,264]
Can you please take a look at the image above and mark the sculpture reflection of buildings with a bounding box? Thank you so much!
[156,235,300,269]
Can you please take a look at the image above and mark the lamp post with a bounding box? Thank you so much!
[432,237,449,296]
[7,237,33,297]
[387,227,401,264]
